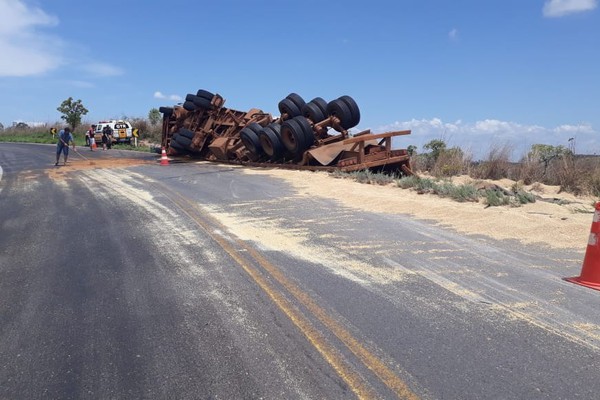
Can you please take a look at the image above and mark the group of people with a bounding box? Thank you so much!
[53,124,116,166]
[86,125,113,151]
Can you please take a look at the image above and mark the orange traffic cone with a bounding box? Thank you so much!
[565,202,600,291]
[160,147,169,166]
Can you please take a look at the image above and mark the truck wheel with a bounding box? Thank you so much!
[302,102,326,124]
[179,128,195,140]
[294,115,315,147]
[196,89,214,100]
[258,124,284,160]
[338,95,360,127]
[185,93,197,102]
[159,106,174,115]
[245,122,263,135]
[281,118,308,155]
[278,98,301,119]
[192,96,211,109]
[174,135,192,148]
[285,93,306,111]
[310,97,328,116]
[169,139,186,152]
[240,128,263,156]
[326,99,354,130]
[183,101,197,112]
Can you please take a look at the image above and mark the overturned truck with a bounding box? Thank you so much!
[159,90,413,174]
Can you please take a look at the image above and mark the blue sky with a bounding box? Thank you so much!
[0,0,598,159]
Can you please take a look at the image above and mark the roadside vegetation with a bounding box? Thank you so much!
[332,139,600,207]
[0,98,163,151]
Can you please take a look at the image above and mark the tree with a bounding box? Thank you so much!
[0,122,4,131]
[528,144,570,176]
[407,145,417,156]
[57,97,89,131]
[423,139,447,162]
[148,108,161,126]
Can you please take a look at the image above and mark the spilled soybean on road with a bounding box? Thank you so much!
[1,142,599,399]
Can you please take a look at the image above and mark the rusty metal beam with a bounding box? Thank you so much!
[342,130,411,145]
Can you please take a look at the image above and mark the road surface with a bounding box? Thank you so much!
[1,142,599,399]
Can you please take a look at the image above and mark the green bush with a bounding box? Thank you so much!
[514,190,536,204]
[484,190,510,207]
[396,175,420,189]
[448,184,479,202]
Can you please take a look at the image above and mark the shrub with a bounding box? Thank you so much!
[484,190,510,207]
[396,175,420,189]
[472,143,512,180]
[448,184,479,202]
[517,191,536,204]
[432,147,468,177]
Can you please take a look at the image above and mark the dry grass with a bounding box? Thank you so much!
[411,141,600,198]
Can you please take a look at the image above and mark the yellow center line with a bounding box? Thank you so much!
[162,186,420,400]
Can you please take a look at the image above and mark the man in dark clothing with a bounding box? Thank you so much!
[103,125,113,149]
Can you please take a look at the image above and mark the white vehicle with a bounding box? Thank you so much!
[94,120,133,144]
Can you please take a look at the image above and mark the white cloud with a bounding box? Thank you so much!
[448,28,458,40]
[553,123,595,133]
[154,91,181,102]
[0,0,63,76]
[543,0,597,17]
[376,118,599,159]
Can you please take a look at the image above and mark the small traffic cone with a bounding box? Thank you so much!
[565,202,600,291]
[160,147,169,166]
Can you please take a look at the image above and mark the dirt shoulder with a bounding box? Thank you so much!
[239,168,596,251]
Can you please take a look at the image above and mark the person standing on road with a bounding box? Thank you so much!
[103,125,113,150]
[88,127,96,151]
[101,127,109,150]
[55,127,75,166]
[86,125,95,146]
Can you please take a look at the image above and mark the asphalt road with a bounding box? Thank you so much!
[1,142,600,399]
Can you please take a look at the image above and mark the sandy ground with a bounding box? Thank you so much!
[239,168,597,251]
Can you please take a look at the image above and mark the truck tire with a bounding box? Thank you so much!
[196,89,214,100]
[310,97,328,116]
[258,123,284,161]
[285,93,306,111]
[183,101,197,112]
[294,115,315,147]
[192,96,211,109]
[302,102,326,124]
[338,95,360,127]
[179,128,196,140]
[169,139,186,152]
[240,128,263,156]
[281,118,308,155]
[245,122,263,135]
[159,106,174,115]
[326,99,354,130]
[174,134,192,148]
[278,98,301,119]
[185,93,197,102]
